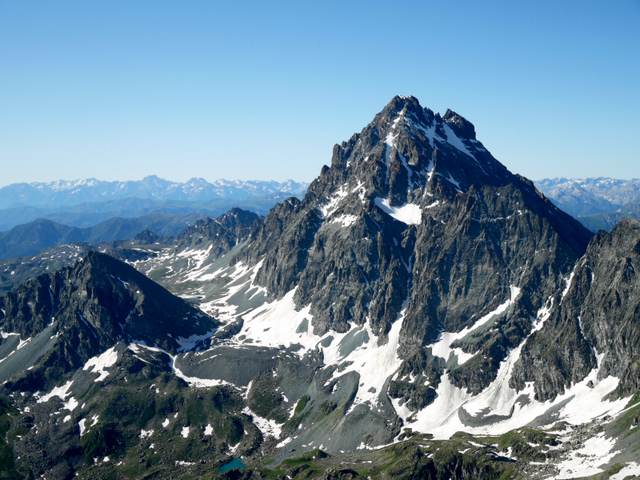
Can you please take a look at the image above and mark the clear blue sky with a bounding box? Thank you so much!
[1,0,639,186]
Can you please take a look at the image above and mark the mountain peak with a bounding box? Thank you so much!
[381,95,423,115]
[319,95,514,206]
[379,97,476,140]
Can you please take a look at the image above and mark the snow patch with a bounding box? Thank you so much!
[561,270,576,302]
[175,328,218,352]
[63,397,78,411]
[441,123,475,160]
[374,197,422,225]
[236,288,313,351]
[551,432,619,479]
[37,380,74,404]
[428,286,520,366]
[243,406,282,439]
[319,186,348,218]
[609,463,640,479]
[394,285,630,440]
[83,347,118,382]
[171,356,234,388]
[330,214,358,228]
[197,261,264,320]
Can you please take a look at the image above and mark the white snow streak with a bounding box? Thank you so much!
[609,463,640,479]
[330,214,358,228]
[428,286,520,367]
[319,187,348,218]
[339,313,405,408]
[397,289,630,440]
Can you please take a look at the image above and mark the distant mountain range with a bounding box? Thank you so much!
[535,177,640,231]
[0,176,309,208]
[0,177,309,232]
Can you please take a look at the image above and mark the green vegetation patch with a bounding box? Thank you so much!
[294,395,310,416]
[490,428,559,462]
[282,396,313,437]
[0,397,17,476]
[247,372,287,423]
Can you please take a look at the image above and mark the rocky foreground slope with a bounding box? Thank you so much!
[1,96,640,479]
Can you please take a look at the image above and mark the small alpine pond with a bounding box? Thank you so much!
[218,457,247,473]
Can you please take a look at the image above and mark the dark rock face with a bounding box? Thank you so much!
[401,183,580,347]
[232,95,593,397]
[511,218,640,401]
[234,197,319,298]
[442,108,476,140]
[0,250,218,391]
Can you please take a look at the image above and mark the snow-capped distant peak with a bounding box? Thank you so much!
[0,177,310,209]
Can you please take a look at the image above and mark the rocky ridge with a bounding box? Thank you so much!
[512,218,640,401]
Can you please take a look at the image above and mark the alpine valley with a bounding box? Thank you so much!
[1,96,640,479]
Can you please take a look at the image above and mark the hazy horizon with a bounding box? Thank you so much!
[1,1,639,186]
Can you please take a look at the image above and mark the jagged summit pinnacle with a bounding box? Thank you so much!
[314,95,514,208]
[377,95,476,139]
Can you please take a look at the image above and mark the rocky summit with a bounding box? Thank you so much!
[1,96,640,479]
